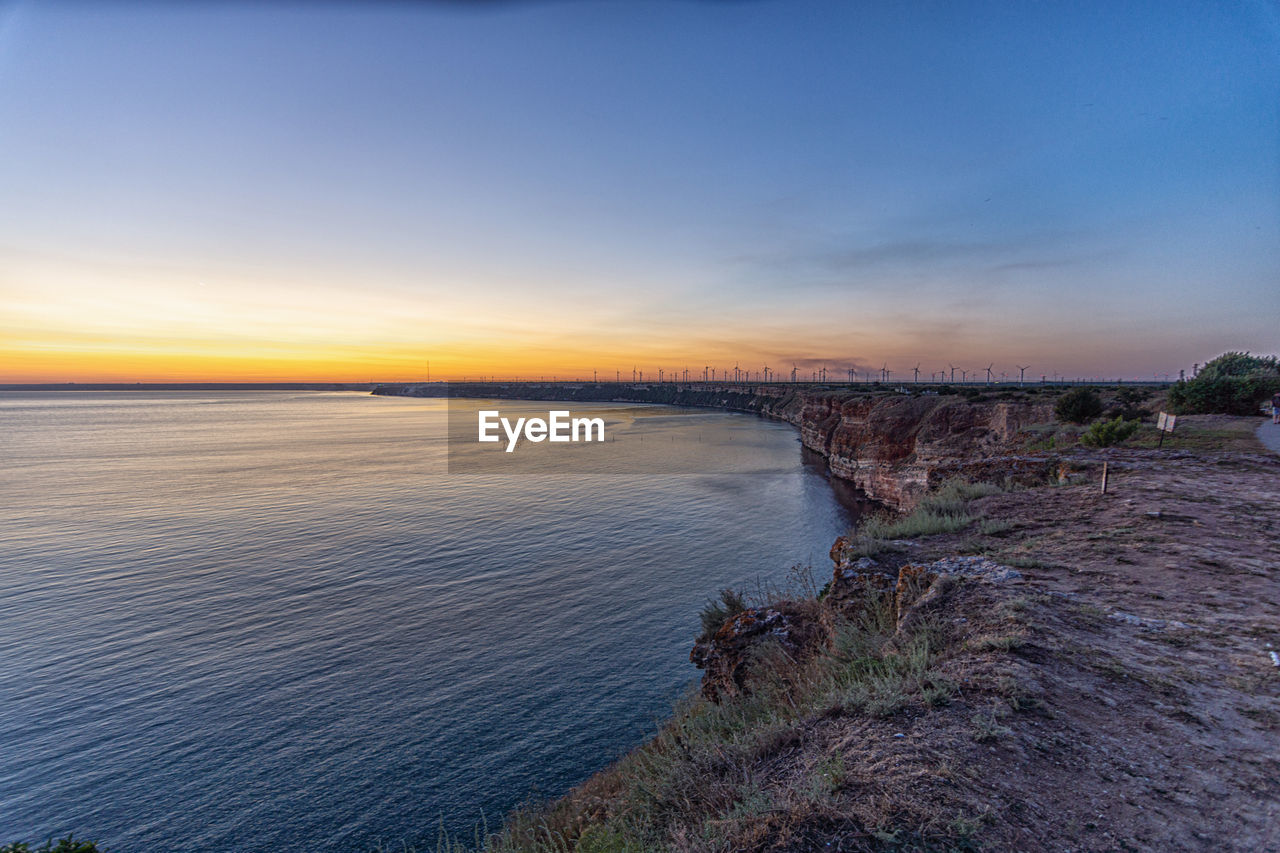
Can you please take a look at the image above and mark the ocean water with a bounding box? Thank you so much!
[0,391,859,851]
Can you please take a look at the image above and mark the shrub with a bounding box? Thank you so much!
[1106,386,1151,421]
[853,479,1000,542]
[861,509,973,540]
[1,840,101,853]
[919,480,1002,514]
[1079,417,1140,448]
[1195,351,1279,380]
[1168,352,1280,415]
[1054,387,1103,424]
[699,588,748,638]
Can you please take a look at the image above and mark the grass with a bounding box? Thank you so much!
[1,842,101,853]
[977,519,1015,537]
[966,634,1024,653]
[698,588,748,639]
[840,479,1004,557]
[1126,418,1264,452]
[1001,555,1049,570]
[433,477,1038,852]
[970,709,1012,743]
[469,588,970,852]
[861,509,975,540]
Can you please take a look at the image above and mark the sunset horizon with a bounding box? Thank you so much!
[3,1,1276,384]
[5,2,1280,851]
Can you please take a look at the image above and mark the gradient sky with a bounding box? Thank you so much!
[1,0,1278,382]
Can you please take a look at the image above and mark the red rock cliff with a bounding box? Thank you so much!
[759,393,1055,510]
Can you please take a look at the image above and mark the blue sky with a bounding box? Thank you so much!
[0,0,1277,380]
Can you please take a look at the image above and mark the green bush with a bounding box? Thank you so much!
[1107,386,1151,421]
[2,839,101,853]
[1195,351,1279,380]
[853,479,1000,543]
[1168,352,1280,415]
[699,588,748,638]
[1054,387,1104,424]
[1079,417,1140,448]
[861,508,974,540]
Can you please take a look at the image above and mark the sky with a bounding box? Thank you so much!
[1,0,1277,382]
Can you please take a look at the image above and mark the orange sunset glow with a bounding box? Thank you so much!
[1,1,1275,383]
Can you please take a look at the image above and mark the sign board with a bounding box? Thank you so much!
[1157,412,1177,433]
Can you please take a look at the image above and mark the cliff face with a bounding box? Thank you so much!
[759,393,1055,510]
[374,383,1055,510]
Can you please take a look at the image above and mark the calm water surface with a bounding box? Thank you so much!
[0,392,857,851]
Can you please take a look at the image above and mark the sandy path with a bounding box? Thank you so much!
[1257,419,1280,455]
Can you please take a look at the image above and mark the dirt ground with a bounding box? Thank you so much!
[865,415,1280,851]
[506,415,1279,853]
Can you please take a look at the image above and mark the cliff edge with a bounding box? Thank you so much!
[478,415,1280,852]
[376,382,1060,512]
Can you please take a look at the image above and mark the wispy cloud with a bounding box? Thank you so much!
[733,229,1119,290]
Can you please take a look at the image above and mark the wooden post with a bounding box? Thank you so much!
[1101,461,1109,494]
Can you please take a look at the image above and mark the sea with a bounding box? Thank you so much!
[0,391,860,851]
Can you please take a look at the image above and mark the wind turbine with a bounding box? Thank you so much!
[948,363,956,383]
[791,364,798,383]
[912,363,921,383]
[880,362,889,383]
[984,363,994,385]
[1016,365,1029,386]
[848,367,855,383]
[960,368,968,383]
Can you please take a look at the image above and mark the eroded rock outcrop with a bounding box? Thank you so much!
[689,601,828,703]
[691,546,1022,702]
[767,395,1057,510]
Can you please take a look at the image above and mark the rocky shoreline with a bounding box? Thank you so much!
[373,382,1061,511]
[478,414,1280,851]
[373,381,1280,851]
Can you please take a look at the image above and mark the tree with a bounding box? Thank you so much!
[1080,417,1140,448]
[1055,387,1103,424]
[1168,351,1280,415]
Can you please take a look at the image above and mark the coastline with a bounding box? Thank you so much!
[393,384,1280,851]
[495,415,1279,851]
[372,381,1064,511]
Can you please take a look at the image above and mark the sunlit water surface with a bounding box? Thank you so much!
[0,392,857,851]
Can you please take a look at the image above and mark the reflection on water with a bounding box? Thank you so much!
[0,392,863,851]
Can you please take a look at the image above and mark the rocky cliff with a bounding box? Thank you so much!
[375,382,1056,511]
[690,549,1023,704]
[759,393,1056,509]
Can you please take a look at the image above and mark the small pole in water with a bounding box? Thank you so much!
[1101,461,1109,495]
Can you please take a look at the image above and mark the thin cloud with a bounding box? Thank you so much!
[732,229,1118,293]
